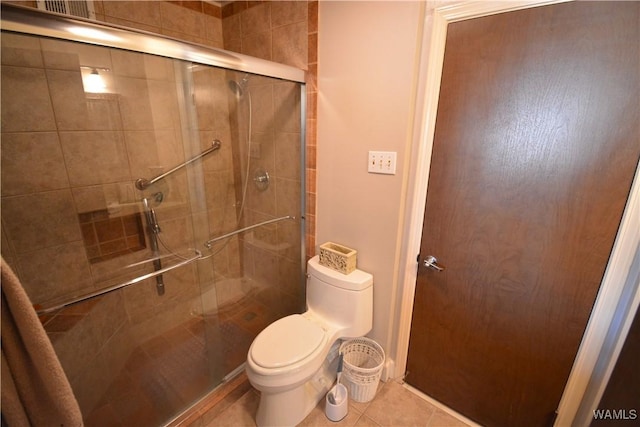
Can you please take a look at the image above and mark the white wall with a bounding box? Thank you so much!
[317,1,425,375]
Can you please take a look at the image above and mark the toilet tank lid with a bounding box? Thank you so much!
[308,256,373,290]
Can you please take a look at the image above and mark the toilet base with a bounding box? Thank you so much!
[255,380,319,426]
[254,343,340,426]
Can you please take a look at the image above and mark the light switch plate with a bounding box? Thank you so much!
[368,151,397,175]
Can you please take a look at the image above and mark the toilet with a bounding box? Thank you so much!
[246,255,373,426]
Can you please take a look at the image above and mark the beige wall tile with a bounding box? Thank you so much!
[275,177,300,218]
[193,67,220,131]
[204,14,224,47]
[122,276,162,323]
[204,169,235,212]
[159,2,207,40]
[2,190,81,253]
[245,178,276,218]
[59,131,131,186]
[85,96,123,129]
[278,256,306,296]
[72,184,126,214]
[156,129,186,170]
[111,50,149,79]
[41,38,112,71]
[241,3,271,36]
[242,31,272,61]
[16,241,91,303]
[161,28,209,47]
[103,15,160,34]
[123,130,162,175]
[1,32,43,67]
[114,76,153,129]
[1,66,56,132]
[271,1,307,28]
[222,14,241,44]
[1,132,69,196]
[88,290,128,348]
[247,130,276,176]
[102,1,162,29]
[275,132,301,181]
[247,84,275,133]
[161,263,200,303]
[273,21,307,69]
[156,216,194,251]
[46,69,122,130]
[111,49,174,81]
[274,81,301,133]
[149,79,181,130]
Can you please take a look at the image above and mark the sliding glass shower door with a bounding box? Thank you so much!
[1,7,305,424]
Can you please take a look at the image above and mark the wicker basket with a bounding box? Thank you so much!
[319,242,357,274]
[339,337,385,403]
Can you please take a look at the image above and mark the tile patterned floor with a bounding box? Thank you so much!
[83,290,278,426]
[77,284,474,427]
[184,375,475,427]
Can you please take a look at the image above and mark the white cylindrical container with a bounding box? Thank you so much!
[325,383,348,422]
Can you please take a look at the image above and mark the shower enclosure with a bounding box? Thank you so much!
[1,5,306,425]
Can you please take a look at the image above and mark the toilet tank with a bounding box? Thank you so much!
[306,256,373,338]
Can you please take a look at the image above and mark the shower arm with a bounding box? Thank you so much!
[135,139,221,190]
[205,215,296,248]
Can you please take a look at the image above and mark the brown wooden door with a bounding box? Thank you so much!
[405,2,640,427]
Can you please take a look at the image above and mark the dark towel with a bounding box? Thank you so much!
[1,257,83,426]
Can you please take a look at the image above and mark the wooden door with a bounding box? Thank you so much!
[405,2,640,427]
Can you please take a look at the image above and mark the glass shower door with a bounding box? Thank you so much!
[1,8,305,424]
[0,32,223,425]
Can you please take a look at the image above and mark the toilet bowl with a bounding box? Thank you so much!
[246,256,373,426]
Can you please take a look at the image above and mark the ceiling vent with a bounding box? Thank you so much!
[37,0,96,20]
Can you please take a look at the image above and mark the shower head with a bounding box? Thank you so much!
[229,73,250,99]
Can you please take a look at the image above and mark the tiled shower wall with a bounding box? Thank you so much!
[219,0,318,260]
[0,0,315,416]
[0,31,234,412]
[2,0,318,258]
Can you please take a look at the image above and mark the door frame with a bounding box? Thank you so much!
[394,1,640,425]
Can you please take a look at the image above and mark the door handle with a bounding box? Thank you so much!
[424,255,445,272]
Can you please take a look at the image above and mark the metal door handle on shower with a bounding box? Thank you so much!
[135,139,221,190]
[205,215,295,248]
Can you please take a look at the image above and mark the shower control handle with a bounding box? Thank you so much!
[423,255,445,272]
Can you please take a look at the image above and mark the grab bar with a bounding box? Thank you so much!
[135,139,221,190]
[34,250,202,315]
[205,215,295,248]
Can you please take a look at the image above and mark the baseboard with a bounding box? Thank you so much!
[381,357,395,382]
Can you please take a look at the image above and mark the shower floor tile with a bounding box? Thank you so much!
[83,292,283,427]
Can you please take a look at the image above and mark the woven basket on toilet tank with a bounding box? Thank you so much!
[319,242,357,274]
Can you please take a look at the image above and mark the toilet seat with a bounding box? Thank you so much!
[250,314,325,370]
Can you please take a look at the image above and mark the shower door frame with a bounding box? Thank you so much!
[1,4,309,422]
[1,2,309,300]
[0,5,305,83]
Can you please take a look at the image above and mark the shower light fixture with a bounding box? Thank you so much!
[80,65,112,94]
